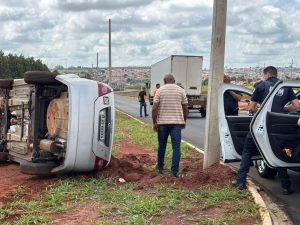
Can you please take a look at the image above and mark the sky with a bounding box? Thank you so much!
[1,0,300,69]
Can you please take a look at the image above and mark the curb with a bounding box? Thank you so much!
[117,109,272,224]
[247,179,273,225]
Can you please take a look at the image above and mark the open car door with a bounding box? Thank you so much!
[218,84,256,162]
[250,80,300,168]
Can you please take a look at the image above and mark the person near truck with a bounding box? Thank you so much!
[153,83,160,97]
[138,87,148,117]
[223,75,242,115]
[232,66,300,195]
[152,74,188,177]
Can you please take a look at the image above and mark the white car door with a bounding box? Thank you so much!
[218,84,255,162]
[250,80,300,168]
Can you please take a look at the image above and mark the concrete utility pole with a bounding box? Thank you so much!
[204,0,227,169]
[108,19,112,86]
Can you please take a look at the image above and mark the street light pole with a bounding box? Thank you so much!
[97,52,99,80]
[108,18,112,86]
[204,0,227,169]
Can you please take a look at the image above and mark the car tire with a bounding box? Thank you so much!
[20,161,59,175]
[0,152,8,162]
[256,160,277,179]
[24,71,59,85]
[0,79,13,89]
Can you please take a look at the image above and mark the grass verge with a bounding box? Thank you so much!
[114,111,192,163]
[0,112,261,224]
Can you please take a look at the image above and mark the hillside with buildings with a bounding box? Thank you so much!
[56,65,300,90]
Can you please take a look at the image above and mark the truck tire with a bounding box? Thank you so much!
[256,160,277,179]
[200,107,206,118]
[24,71,59,85]
[0,79,13,89]
[20,161,59,175]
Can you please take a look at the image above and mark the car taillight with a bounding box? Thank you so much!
[94,156,108,171]
[98,82,112,96]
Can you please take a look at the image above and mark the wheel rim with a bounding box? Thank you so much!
[257,160,266,173]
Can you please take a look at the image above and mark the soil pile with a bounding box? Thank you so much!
[99,151,235,189]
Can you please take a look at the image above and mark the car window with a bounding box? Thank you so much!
[223,90,251,116]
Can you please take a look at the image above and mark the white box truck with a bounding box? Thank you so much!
[149,55,207,117]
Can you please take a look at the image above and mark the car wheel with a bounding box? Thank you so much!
[0,152,8,162]
[256,160,277,179]
[20,161,60,175]
[24,71,59,85]
[0,79,13,89]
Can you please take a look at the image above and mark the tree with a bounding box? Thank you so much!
[0,51,49,79]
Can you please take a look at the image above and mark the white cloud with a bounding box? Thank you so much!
[0,0,300,68]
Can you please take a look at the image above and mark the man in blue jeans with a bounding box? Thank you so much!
[152,74,188,177]
[138,87,148,117]
[232,66,300,195]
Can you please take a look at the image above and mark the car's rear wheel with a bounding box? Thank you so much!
[20,161,59,175]
[256,159,277,179]
[0,152,8,163]
[24,71,59,85]
[0,79,13,89]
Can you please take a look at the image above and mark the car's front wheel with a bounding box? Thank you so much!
[24,71,59,85]
[0,152,8,163]
[256,159,277,179]
[20,161,59,175]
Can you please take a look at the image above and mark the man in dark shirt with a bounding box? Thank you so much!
[223,75,242,115]
[138,87,148,117]
[232,66,300,195]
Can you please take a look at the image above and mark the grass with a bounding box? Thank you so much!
[201,85,208,94]
[0,176,261,225]
[113,110,193,173]
[0,112,261,224]
[198,185,252,209]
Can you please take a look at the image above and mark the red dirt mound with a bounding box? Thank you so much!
[98,151,235,190]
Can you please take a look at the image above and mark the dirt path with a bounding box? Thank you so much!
[0,163,57,202]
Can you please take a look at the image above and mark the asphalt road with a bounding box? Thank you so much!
[115,94,300,224]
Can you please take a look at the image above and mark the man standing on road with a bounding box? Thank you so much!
[138,87,148,117]
[152,74,188,177]
[153,83,160,97]
[232,66,300,195]
[223,75,242,115]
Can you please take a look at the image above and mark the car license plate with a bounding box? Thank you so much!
[193,105,201,108]
[99,112,106,141]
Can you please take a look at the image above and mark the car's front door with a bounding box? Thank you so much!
[218,84,254,162]
[250,80,300,168]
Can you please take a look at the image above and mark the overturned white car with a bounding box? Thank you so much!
[0,71,115,175]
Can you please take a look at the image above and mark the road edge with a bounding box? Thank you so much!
[117,109,273,225]
[247,179,273,225]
